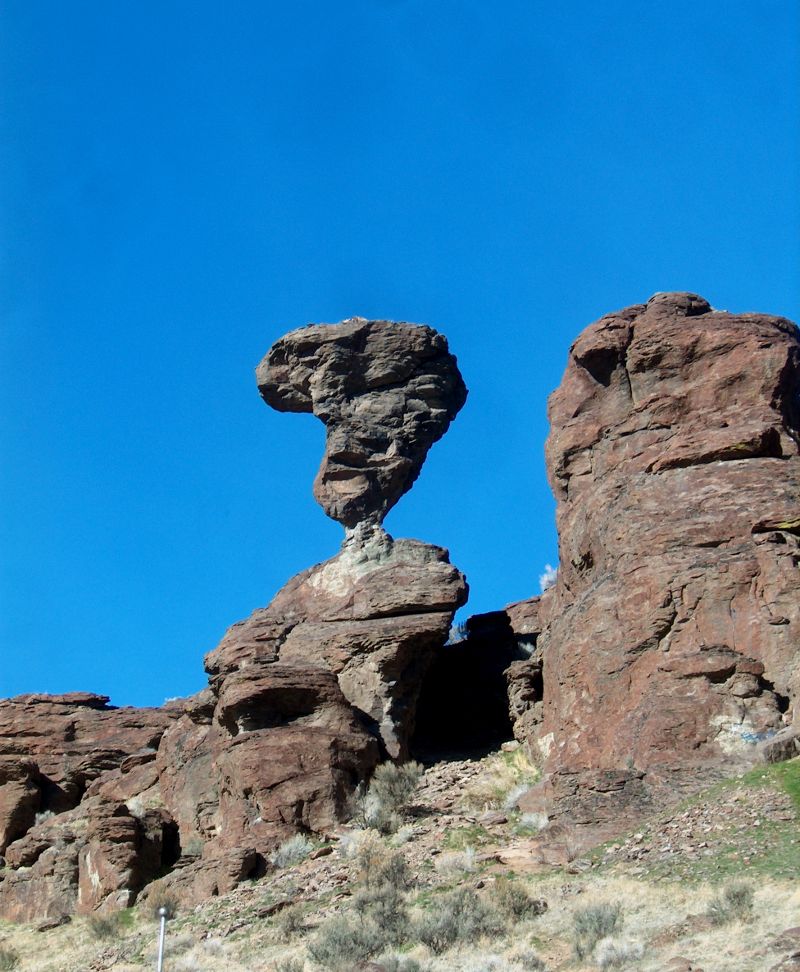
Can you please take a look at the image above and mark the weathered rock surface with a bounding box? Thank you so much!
[513,293,800,832]
[0,757,40,854]
[206,529,467,760]
[0,696,183,921]
[0,693,179,814]
[257,318,467,528]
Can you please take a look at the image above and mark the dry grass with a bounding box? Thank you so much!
[460,747,539,811]
[1,868,797,972]
[2,756,798,972]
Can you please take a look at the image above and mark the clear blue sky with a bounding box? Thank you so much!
[2,1,798,706]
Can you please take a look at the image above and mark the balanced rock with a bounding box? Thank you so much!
[0,317,469,919]
[515,293,800,831]
[257,317,467,528]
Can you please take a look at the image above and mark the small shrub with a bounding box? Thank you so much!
[516,949,546,971]
[347,830,389,886]
[174,958,203,972]
[271,958,305,972]
[148,886,179,920]
[391,823,415,846]
[435,846,477,879]
[539,563,558,592]
[275,903,306,941]
[371,761,424,810]
[443,824,490,850]
[513,812,548,834]
[340,830,410,890]
[354,761,424,834]
[270,834,315,869]
[706,881,755,925]
[34,809,56,826]
[377,850,412,890]
[459,955,514,972]
[88,911,127,939]
[307,913,385,970]
[572,902,622,960]
[447,621,469,644]
[594,937,645,968]
[492,877,548,921]
[377,955,425,972]
[0,948,19,971]
[462,749,538,811]
[416,887,504,954]
[353,882,409,946]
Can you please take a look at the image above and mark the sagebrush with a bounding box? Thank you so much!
[492,877,548,921]
[354,761,424,834]
[271,833,315,869]
[572,901,622,959]
[0,947,19,971]
[415,887,504,954]
[706,881,754,925]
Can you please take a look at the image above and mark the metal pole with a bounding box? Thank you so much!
[156,906,168,972]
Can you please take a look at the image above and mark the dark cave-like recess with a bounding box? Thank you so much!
[411,611,518,760]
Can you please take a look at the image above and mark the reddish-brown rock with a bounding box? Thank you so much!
[0,693,180,813]
[0,696,184,921]
[207,531,467,760]
[516,293,800,832]
[257,318,467,529]
[0,757,40,854]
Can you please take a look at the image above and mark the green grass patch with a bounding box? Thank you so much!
[644,820,800,883]
[586,758,800,884]
[443,824,491,849]
[735,757,800,811]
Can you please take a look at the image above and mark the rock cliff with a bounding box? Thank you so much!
[508,293,800,834]
[3,296,797,918]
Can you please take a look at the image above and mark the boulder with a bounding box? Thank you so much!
[257,317,467,528]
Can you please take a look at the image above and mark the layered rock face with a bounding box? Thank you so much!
[514,293,800,829]
[206,533,467,761]
[258,317,467,528]
[0,318,467,920]
[0,694,183,921]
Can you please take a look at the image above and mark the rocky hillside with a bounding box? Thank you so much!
[0,296,798,937]
[1,749,798,971]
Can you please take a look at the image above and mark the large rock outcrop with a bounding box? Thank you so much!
[258,317,467,528]
[206,532,467,760]
[0,318,468,920]
[513,293,800,832]
[0,694,183,921]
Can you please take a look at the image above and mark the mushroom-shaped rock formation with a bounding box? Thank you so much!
[504,293,800,839]
[257,317,467,529]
